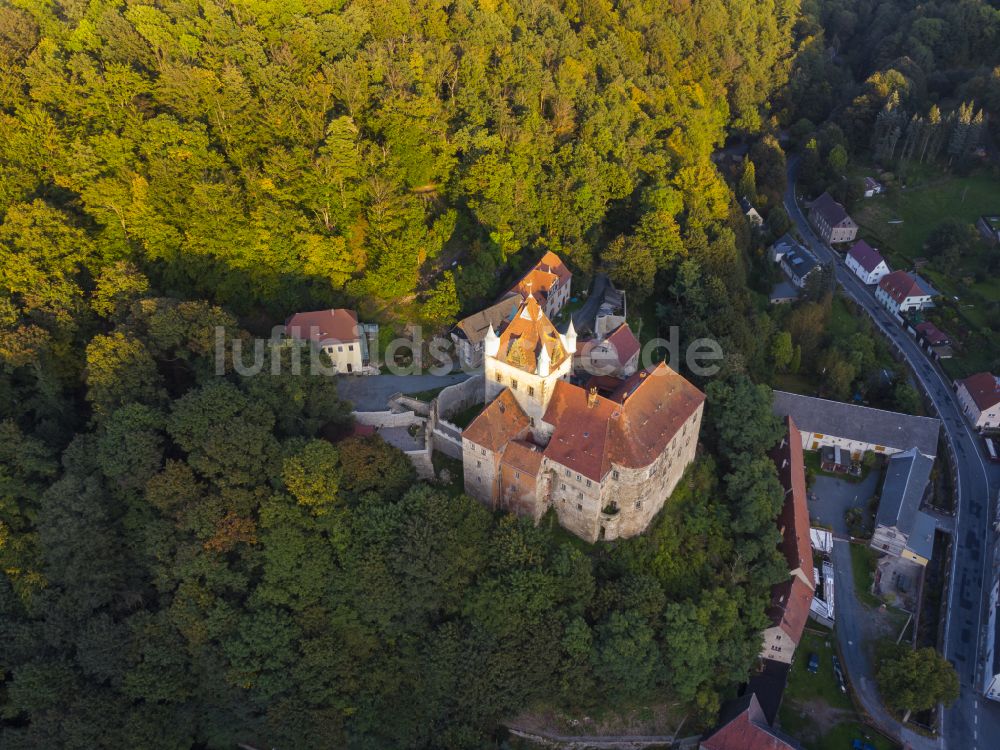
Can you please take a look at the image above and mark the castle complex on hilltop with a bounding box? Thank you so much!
[461,254,705,543]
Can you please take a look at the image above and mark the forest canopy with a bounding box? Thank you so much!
[0,1,811,748]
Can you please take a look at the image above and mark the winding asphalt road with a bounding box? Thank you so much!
[784,159,1000,749]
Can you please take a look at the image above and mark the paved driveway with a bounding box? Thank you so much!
[810,470,882,536]
[337,372,470,411]
[831,540,934,750]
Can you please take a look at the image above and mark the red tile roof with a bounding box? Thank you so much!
[509,251,572,305]
[847,240,885,273]
[771,418,814,583]
[915,321,950,346]
[768,575,814,644]
[702,693,799,750]
[878,270,924,304]
[542,362,705,481]
[462,389,531,452]
[604,323,641,366]
[958,372,1000,411]
[575,324,640,372]
[495,296,568,373]
[285,308,360,344]
[500,439,545,475]
[767,418,814,645]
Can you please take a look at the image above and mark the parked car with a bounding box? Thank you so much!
[807,653,819,673]
[832,655,847,693]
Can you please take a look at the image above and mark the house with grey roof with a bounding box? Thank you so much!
[771,391,940,459]
[871,448,936,565]
[778,243,819,289]
[808,192,858,244]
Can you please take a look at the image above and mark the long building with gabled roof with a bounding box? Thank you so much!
[761,417,815,664]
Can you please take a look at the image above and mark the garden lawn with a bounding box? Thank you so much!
[850,166,1000,377]
[779,631,899,750]
[850,542,883,610]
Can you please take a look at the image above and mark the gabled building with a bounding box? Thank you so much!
[574,322,641,378]
[808,192,858,244]
[700,693,802,750]
[876,270,932,316]
[863,176,884,198]
[740,196,764,227]
[771,390,940,459]
[463,295,704,543]
[914,321,953,360]
[451,294,521,370]
[955,372,1000,432]
[284,308,372,374]
[779,243,819,289]
[871,448,936,566]
[761,418,815,665]
[509,250,572,319]
[845,240,890,285]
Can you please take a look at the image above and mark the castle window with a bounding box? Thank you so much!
[515,471,520,479]
[528,385,535,397]
[585,479,591,488]
[565,469,571,477]
[561,483,566,490]
[635,501,642,510]
[612,470,619,480]
[576,474,581,481]
[511,379,518,391]
[481,448,486,456]
[495,372,502,383]
[577,503,582,511]
[477,460,481,468]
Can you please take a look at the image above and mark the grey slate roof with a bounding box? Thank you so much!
[782,245,818,281]
[769,280,800,303]
[771,391,940,458]
[810,192,855,228]
[913,274,941,298]
[876,448,935,560]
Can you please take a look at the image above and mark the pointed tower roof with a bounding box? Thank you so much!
[494,295,568,374]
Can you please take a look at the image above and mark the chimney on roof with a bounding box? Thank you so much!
[587,387,598,408]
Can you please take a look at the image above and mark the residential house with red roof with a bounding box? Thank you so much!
[875,270,932,317]
[509,250,573,319]
[845,240,890,285]
[700,693,802,750]
[573,322,641,378]
[284,308,371,374]
[761,418,815,664]
[808,192,858,244]
[463,295,703,542]
[955,372,1000,432]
